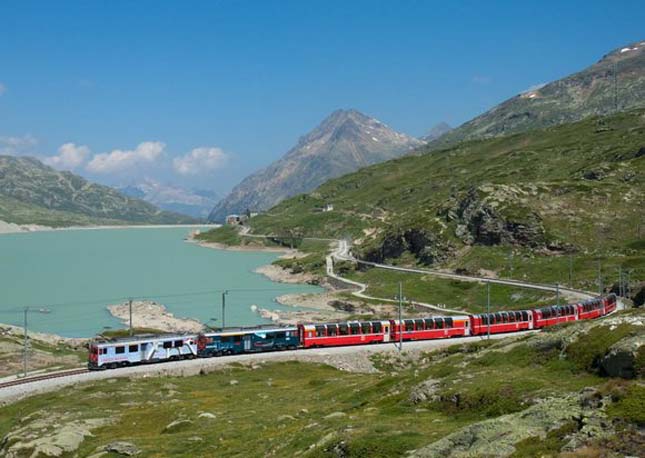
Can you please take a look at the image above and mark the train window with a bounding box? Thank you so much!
[372,322,382,333]
[327,325,338,336]
[315,326,325,337]
[349,323,360,334]
[424,318,434,329]
[275,332,286,339]
[221,336,230,343]
[163,341,173,349]
[361,322,371,334]
[414,319,424,330]
[115,346,125,354]
[521,311,528,321]
[128,345,138,352]
[338,324,348,335]
[233,335,242,342]
[174,340,183,348]
[435,318,444,329]
[445,318,453,328]
[494,313,502,323]
[265,332,276,339]
[405,320,414,332]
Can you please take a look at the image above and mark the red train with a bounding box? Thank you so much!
[297,294,617,348]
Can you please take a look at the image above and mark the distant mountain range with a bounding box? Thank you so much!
[422,122,453,142]
[208,109,424,222]
[118,180,219,220]
[0,156,195,226]
[428,40,645,150]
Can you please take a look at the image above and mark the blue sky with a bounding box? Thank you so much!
[0,1,643,193]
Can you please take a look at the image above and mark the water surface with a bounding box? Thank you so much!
[0,227,321,337]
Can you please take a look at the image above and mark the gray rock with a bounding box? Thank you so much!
[104,441,140,456]
[162,419,193,434]
[410,378,440,404]
[229,379,239,386]
[277,415,296,422]
[600,335,643,378]
[323,412,347,420]
[198,412,217,419]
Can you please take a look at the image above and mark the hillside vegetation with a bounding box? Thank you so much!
[0,156,196,226]
[1,310,642,457]
[242,109,644,292]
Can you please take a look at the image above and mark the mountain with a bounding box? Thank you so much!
[119,180,219,220]
[246,108,644,283]
[0,156,196,226]
[422,122,453,141]
[429,40,645,150]
[208,109,424,222]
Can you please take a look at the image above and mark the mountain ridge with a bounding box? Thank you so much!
[427,40,645,150]
[0,155,196,226]
[208,109,424,222]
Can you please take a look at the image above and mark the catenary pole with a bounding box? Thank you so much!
[128,298,133,336]
[222,290,228,329]
[398,282,403,351]
[23,307,28,378]
[487,281,491,340]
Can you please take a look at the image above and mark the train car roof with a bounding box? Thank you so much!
[203,325,297,337]
[91,333,197,345]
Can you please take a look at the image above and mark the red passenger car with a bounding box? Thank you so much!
[390,316,470,341]
[297,320,391,348]
[470,309,534,335]
[533,304,578,328]
[577,297,605,320]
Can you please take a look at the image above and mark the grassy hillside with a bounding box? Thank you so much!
[1,310,642,457]
[239,109,644,291]
[0,156,196,226]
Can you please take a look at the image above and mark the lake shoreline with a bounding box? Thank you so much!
[0,219,218,236]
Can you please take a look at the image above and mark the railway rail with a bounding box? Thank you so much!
[0,368,88,390]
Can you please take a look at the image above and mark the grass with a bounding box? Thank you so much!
[347,267,555,313]
[1,310,643,457]
[0,334,85,377]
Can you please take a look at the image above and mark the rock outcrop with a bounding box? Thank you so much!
[361,228,454,266]
[600,335,643,378]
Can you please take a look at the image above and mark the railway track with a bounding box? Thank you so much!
[0,368,88,390]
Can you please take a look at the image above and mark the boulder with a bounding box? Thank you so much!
[410,378,440,404]
[600,335,643,378]
[198,412,216,419]
[103,441,140,456]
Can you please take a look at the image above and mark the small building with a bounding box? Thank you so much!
[226,214,242,225]
[323,203,334,212]
[245,209,259,219]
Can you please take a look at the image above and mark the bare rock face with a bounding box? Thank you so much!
[410,378,441,404]
[600,335,643,378]
[361,228,454,266]
[208,109,424,222]
[103,441,140,456]
[445,187,546,248]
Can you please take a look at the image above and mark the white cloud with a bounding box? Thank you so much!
[86,141,165,174]
[44,143,90,170]
[173,146,228,176]
[0,134,38,155]
[0,83,6,96]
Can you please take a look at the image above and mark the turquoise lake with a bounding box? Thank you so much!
[0,227,322,337]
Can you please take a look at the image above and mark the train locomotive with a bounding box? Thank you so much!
[88,293,617,370]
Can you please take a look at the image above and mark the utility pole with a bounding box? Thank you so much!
[508,249,513,279]
[618,267,623,297]
[556,283,560,307]
[398,282,403,351]
[23,307,28,378]
[128,298,133,336]
[221,290,229,329]
[597,261,603,296]
[487,280,491,340]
